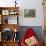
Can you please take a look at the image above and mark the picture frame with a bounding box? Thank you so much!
[9,10,18,15]
[2,10,9,15]
[24,9,36,18]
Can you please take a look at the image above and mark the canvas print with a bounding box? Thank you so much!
[24,9,36,18]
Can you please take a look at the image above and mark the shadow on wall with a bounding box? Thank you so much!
[18,26,44,45]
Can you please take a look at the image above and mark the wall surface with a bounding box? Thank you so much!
[18,26,44,44]
[0,0,44,26]
[19,0,44,26]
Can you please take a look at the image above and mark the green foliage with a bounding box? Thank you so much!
[24,9,36,17]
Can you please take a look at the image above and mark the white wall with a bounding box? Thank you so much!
[19,0,44,26]
[0,0,15,7]
[0,0,44,26]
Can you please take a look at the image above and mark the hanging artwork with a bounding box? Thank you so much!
[24,9,36,18]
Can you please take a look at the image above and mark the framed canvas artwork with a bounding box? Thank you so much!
[2,10,9,15]
[24,9,36,18]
